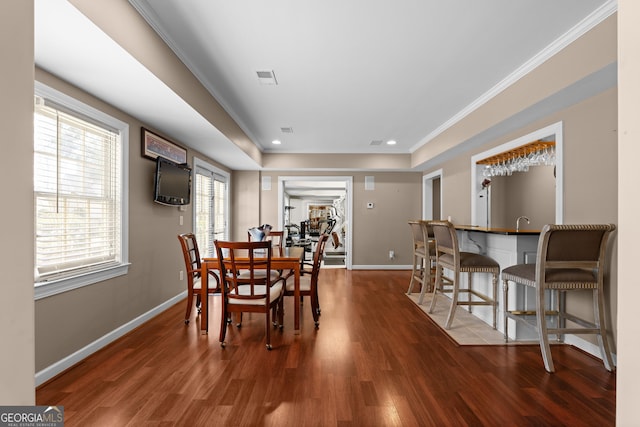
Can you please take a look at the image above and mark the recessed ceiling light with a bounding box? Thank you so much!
[272,140,282,145]
[386,140,397,145]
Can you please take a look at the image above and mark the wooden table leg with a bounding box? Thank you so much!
[201,263,208,335]
[294,264,300,334]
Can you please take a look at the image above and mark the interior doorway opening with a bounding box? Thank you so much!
[278,176,353,269]
[423,169,443,220]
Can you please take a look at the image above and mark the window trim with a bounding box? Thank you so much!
[34,81,130,300]
[192,157,230,255]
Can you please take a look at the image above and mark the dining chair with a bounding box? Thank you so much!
[428,220,500,330]
[215,240,285,350]
[502,223,616,372]
[282,233,329,328]
[247,229,286,278]
[177,233,220,324]
[248,229,284,248]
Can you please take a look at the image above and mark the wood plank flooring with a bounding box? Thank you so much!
[36,269,616,426]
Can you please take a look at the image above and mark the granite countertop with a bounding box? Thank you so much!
[454,225,541,235]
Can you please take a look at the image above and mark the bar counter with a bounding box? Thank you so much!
[455,225,541,236]
[453,225,541,340]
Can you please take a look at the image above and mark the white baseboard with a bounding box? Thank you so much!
[565,334,617,367]
[351,265,412,270]
[35,292,187,387]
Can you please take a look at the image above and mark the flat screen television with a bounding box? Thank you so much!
[154,157,192,206]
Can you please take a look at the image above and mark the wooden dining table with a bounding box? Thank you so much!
[201,246,305,335]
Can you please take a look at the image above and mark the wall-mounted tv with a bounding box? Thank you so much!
[154,157,192,206]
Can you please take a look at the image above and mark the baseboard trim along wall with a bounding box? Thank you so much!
[35,292,187,387]
[351,265,412,270]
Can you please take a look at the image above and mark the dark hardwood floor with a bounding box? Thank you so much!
[36,269,616,426]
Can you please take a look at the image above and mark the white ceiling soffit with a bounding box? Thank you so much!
[129,0,616,157]
[34,0,617,172]
[34,0,260,170]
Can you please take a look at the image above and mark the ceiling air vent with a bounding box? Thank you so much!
[370,140,383,146]
[256,70,277,85]
[280,127,293,133]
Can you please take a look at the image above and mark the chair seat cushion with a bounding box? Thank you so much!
[502,264,536,286]
[191,275,219,292]
[285,275,312,292]
[439,252,499,269]
[237,270,281,280]
[229,281,283,305]
[503,263,598,288]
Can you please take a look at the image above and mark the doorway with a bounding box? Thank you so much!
[278,176,353,269]
[423,169,443,220]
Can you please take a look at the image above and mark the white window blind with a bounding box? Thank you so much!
[34,100,122,283]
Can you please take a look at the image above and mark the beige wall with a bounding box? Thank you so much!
[490,165,556,230]
[238,172,423,266]
[0,0,35,404]
[231,171,261,240]
[32,69,229,372]
[4,2,638,419]
[425,87,618,348]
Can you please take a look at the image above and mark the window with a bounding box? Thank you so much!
[34,82,129,299]
[193,158,229,257]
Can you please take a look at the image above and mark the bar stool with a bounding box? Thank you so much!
[407,220,434,301]
[428,220,500,330]
[502,224,616,372]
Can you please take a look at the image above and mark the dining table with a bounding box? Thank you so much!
[201,245,305,335]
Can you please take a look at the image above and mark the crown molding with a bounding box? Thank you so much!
[411,0,618,153]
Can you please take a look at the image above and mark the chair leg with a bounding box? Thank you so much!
[593,288,615,371]
[417,258,431,305]
[265,308,272,350]
[428,264,442,314]
[236,312,243,327]
[278,298,284,329]
[407,254,418,294]
[195,294,202,314]
[502,278,509,342]
[536,284,554,372]
[492,272,498,330]
[468,273,474,315]
[311,292,320,327]
[185,290,194,324]
[444,269,460,330]
[219,302,228,347]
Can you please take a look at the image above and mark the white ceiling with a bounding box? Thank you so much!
[35,0,615,171]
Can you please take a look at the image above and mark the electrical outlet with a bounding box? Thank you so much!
[179,270,183,281]
[389,250,395,259]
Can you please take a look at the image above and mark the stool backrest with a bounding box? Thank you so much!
[536,224,616,283]
[430,220,457,252]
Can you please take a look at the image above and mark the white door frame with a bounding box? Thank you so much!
[278,176,353,269]
[422,169,443,220]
